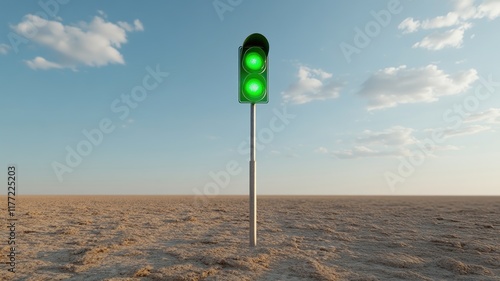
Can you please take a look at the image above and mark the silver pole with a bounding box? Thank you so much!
[249,103,257,247]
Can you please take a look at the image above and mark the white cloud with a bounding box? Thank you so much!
[465,108,500,124]
[398,17,421,33]
[12,14,143,70]
[399,0,500,49]
[454,0,478,19]
[421,12,461,29]
[118,19,144,32]
[325,124,483,160]
[282,65,343,104]
[325,108,497,160]
[356,126,417,147]
[25,56,64,70]
[440,124,491,138]
[328,125,468,160]
[0,43,10,54]
[332,126,416,159]
[333,146,403,159]
[400,0,500,31]
[413,24,470,50]
[398,12,463,34]
[97,10,107,17]
[358,64,478,110]
[477,0,500,19]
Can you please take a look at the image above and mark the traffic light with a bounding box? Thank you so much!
[239,33,269,104]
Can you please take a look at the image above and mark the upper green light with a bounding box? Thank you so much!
[243,48,265,73]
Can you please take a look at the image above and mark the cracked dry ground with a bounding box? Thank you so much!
[1,196,499,280]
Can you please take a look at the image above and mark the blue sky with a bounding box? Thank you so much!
[1,0,499,195]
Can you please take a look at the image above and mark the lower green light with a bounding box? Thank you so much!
[243,76,266,102]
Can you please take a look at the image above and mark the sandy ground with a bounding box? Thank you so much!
[1,195,499,281]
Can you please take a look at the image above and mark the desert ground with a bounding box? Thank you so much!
[1,195,499,280]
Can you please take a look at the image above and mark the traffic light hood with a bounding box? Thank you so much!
[242,33,269,55]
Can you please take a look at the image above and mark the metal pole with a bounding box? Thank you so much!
[249,103,257,247]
